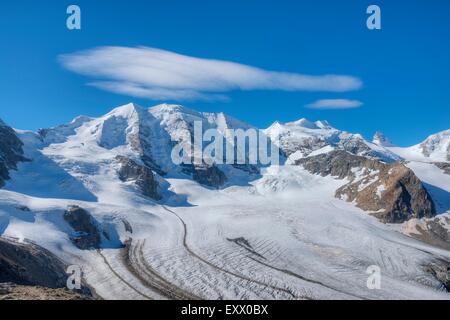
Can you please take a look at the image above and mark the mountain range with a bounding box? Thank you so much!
[1,103,449,300]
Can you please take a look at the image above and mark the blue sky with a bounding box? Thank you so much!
[1,0,449,146]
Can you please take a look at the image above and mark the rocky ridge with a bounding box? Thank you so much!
[115,155,161,199]
[63,205,106,250]
[296,150,436,223]
[403,214,450,250]
[0,119,27,187]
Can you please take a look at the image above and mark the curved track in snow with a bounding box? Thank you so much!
[126,239,201,300]
[97,249,153,300]
[98,235,202,300]
[161,205,305,300]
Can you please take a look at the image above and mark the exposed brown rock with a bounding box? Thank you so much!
[296,150,436,223]
[0,283,93,300]
[403,214,450,250]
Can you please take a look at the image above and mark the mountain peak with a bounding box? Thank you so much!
[69,115,93,126]
[150,103,196,114]
[105,103,145,118]
[424,128,450,140]
[314,120,332,129]
[372,131,395,147]
[289,118,319,129]
[419,129,450,161]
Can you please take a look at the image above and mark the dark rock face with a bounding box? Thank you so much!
[232,164,260,175]
[296,150,436,223]
[0,237,67,288]
[115,156,161,200]
[434,162,450,175]
[128,119,166,176]
[63,206,102,250]
[0,120,27,187]
[193,165,227,188]
[181,164,227,188]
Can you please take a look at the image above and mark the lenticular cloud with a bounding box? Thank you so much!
[59,46,363,101]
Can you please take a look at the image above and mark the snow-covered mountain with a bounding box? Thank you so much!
[264,118,401,163]
[38,103,174,175]
[149,103,261,184]
[388,129,450,163]
[372,131,395,148]
[1,104,450,300]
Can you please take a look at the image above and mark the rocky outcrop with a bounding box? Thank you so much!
[372,132,395,147]
[63,206,102,250]
[0,237,67,288]
[403,214,450,250]
[115,156,161,200]
[232,164,260,175]
[434,162,450,175]
[296,150,436,223]
[0,283,93,300]
[0,237,94,300]
[425,260,450,292]
[279,135,329,158]
[0,119,27,187]
[297,150,378,179]
[193,165,227,188]
[181,164,227,188]
[338,134,372,157]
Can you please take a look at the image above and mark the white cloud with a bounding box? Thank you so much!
[305,99,363,109]
[59,46,363,101]
[88,81,230,102]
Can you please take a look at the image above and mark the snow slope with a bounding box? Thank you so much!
[388,129,450,163]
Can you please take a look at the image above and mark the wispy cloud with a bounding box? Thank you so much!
[305,99,363,110]
[59,46,363,101]
[88,81,230,102]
